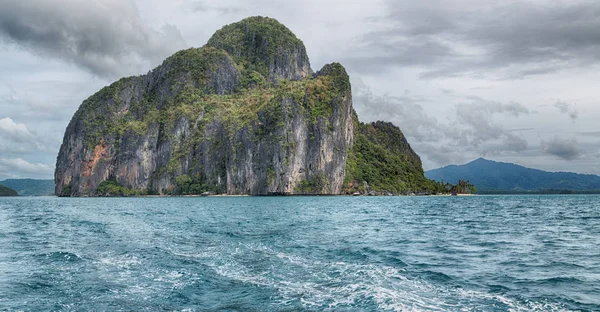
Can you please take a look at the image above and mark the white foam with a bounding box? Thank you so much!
[202,242,576,311]
[97,255,141,268]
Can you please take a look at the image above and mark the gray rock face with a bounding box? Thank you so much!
[55,17,354,196]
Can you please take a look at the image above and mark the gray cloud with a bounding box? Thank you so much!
[542,137,581,160]
[411,143,470,167]
[554,100,579,120]
[453,98,530,146]
[0,81,102,122]
[507,128,535,132]
[351,78,443,142]
[578,131,600,137]
[555,101,569,114]
[503,136,529,153]
[0,0,186,79]
[344,0,600,79]
[351,78,530,167]
[189,1,246,14]
[570,111,580,120]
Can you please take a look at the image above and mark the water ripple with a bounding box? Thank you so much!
[0,195,598,311]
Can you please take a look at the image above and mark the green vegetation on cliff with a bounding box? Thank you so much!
[78,52,345,159]
[207,16,310,82]
[344,120,439,194]
[0,184,18,196]
[96,180,143,197]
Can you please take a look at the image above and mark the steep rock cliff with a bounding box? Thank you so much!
[55,17,354,196]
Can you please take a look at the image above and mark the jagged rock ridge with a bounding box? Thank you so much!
[55,16,430,196]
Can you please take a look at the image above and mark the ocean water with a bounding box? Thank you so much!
[0,195,598,311]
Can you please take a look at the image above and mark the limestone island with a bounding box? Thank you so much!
[55,16,453,197]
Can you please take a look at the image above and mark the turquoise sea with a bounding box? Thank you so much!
[0,195,598,311]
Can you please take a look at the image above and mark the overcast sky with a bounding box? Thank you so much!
[1,0,599,180]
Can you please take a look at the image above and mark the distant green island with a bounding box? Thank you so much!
[0,179,55,196]
[0,184,18,196]
[426,158,600,194]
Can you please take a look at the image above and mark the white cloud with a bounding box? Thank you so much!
[0,117,49,157]
[0,117,33,141]
[0,158,54,179]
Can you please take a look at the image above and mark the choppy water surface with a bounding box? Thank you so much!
[0,195,598,311]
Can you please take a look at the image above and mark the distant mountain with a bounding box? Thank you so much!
[0,179,55,196]
[0,184,18,196]
[425,158,600,192]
